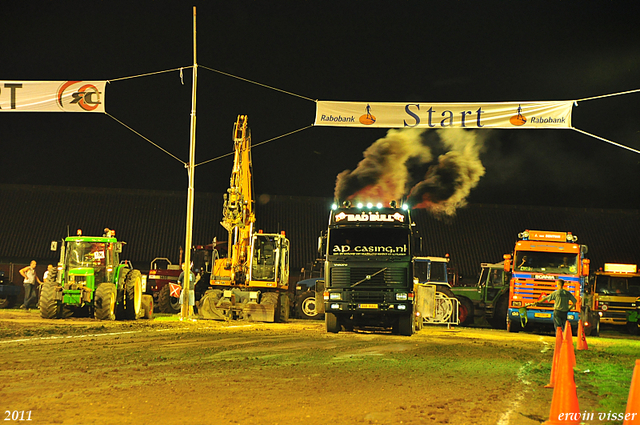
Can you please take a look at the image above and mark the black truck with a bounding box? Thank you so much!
[318,202,419,336]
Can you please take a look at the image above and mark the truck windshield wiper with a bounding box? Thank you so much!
[351,267,387,288]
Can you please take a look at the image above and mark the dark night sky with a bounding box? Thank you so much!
[1,1,639,209]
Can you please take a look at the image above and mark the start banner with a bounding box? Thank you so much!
[0,81,106,112]
[315,100,573,129]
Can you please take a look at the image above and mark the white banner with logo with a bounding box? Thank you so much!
[0,81,106,112]
[315,100,573,129]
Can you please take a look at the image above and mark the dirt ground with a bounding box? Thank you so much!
[0,310,632,425]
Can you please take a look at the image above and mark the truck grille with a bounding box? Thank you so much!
[330,267,406,287]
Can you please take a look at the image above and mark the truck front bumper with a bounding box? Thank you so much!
[508,308,579,325]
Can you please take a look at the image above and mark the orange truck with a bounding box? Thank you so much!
[503,230,590,333]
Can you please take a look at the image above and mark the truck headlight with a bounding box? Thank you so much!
[396,293,408,301]
[512,301,522,307]
[330,303,340,309]
[329,293,341,300]
[397,304,407,310]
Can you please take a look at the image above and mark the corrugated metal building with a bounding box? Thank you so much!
[1,184,639,282]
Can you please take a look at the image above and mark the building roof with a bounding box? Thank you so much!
[2,184,639,280]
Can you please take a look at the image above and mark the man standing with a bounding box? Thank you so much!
[19,260,42,309]
[530,278,577,330]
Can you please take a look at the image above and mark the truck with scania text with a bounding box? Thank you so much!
[503,230,590,333]
[587,263,640,335]
[320,201,419,336]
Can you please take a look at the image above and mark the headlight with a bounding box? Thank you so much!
[329,293,341,300]
[396,293,408,301]
[330,303,340,309]
[601,304,608,311]
[397,304,407,310]
[512,301,522,307]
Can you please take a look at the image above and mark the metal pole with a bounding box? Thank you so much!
[182,6,197,320]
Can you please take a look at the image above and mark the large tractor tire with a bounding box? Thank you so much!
[0,293,16,309]
[158,284,181,314]
[94,282,116,321]
[116,270,143,320]
[490,296,509,329]
[295,291,321,320]
[325,312,341,333]
[457,296,475,326]
[39,283,61,319]
[140,294,154,319]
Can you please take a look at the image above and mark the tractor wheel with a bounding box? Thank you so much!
[140,294,154,319]
[295,291,320,319]
[260,292,279,305]
[457,297,475,326]
[116,270,143,320]
[490,296,509,329]
[158,284,181,314]
[94,282,116,321]
[325,312,341,333]
[278,293,290,322]
[0,293,16,309]
[39,283,60,319]
[397,313,414,336]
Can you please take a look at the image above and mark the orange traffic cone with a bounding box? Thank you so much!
[543,333,581,424]
[623,359,640,425]
[564,323,576,369]
[577,319,588,351]
[545,327,563,388]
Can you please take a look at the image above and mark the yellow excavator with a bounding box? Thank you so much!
[198,115,290,322]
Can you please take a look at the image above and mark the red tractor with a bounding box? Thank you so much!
[144,258,182,314]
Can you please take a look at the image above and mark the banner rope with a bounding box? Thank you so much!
[571,127,640,155]
[105,112,186,164]
[195,124,314,167]
[199,65,316,102]
[106,66,193,83]
[575,88,640,103]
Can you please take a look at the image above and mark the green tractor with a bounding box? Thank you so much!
[40,231,152,320]
[451,262,510,328]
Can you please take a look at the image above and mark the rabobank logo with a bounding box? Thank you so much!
[510,104,527,126]
[359,103,376,125]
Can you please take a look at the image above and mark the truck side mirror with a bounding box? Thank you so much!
[317,232,327,258]
[503,254,512,272]
[115,242,123,253]
[50,241,58,251]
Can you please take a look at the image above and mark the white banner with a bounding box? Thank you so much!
[315,100,573,129]
[0,81,106,112]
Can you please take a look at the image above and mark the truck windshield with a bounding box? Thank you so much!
[67,242,107,269]
[595,276,640,296]
[514,251,578,274]
[328,228,409,257]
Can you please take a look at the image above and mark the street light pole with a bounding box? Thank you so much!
[181,6,197,320]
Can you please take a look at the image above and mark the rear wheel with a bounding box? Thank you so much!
[491,296,508,329]
[39,283,60,319]
[0,294,16,309]
[457,297,474,326]
[326,312,341,333]
[94,283,116,320]
[141,294,154,319]
[116,270,142,320]
[158,284,181,314]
